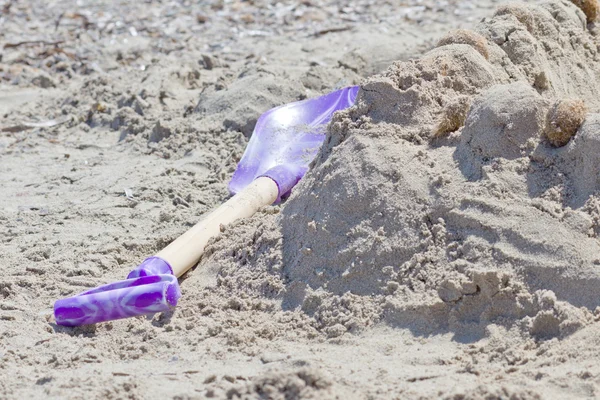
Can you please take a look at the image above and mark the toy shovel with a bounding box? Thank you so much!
[54,86,360,326]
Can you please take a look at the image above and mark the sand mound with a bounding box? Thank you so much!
[458,82,549,175]
[225,368,336,400]
[194,0,600,342]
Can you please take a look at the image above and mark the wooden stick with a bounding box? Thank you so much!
[157,177,279,277]
[4,40,65,49]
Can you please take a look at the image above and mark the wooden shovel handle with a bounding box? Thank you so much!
[156,177,279,277]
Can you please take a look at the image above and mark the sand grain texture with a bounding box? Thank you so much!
[3,0,600,399]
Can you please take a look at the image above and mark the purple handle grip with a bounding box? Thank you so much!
[54,257,180,326]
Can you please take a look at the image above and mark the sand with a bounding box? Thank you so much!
[3,0,600,399]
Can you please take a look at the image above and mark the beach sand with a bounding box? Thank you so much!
[3,0,600,398]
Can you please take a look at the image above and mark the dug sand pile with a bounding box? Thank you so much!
[201,0,600,338]
[184,0,600,395]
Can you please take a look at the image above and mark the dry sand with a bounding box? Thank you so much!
[3,0,600,399]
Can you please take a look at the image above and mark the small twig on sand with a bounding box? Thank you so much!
[4,40,65,49]
[2,116,70,133]
[313,26,351,36]
[2,0,14,15]
[55,12,92,31]
[55,12,65,31]
[39,47,78,60]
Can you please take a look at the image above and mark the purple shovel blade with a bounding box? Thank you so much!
[229,86,359,201]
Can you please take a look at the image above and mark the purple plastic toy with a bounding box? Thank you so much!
[54,86,360,326]
[230,86,360,201]
[54,257,179,326]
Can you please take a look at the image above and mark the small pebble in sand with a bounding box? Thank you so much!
[433,96,471,137]
[436,29,489,60]
[570,0,599,23]
[544,98,587,147]
[96,102,108,113]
